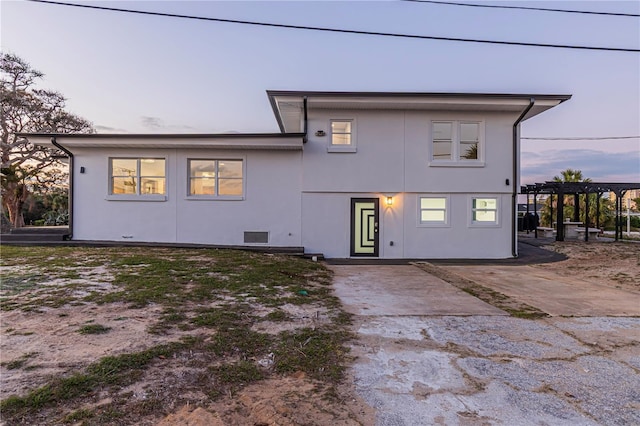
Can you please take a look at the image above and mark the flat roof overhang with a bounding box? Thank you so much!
[16,132,305,150]
[267,90,572,133]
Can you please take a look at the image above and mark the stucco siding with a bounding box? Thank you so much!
[302,192,511,259]
[302,110,519,195]
[72,147,302,246]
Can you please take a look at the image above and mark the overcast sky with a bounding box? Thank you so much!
[2,0,639,183]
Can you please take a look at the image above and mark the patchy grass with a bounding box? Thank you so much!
[77,324,111,335]
[0,340,191,419]
[274,328,353,382]
[207,361,265,398]
[1,352,39,370]
[0,246,352,425]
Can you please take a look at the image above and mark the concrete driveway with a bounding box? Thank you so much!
[331,264,640,425]
[331,265,505,317]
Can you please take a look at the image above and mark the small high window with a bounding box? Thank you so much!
[329,119,356,152]
[188,159,243,198]
[110,158,166,196]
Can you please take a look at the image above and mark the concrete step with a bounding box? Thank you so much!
[10,226,69,235]
[1,233,67,242]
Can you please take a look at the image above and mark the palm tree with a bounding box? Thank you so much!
[553,168,588,184]
[540,169,612,228]
[551,168,590,222]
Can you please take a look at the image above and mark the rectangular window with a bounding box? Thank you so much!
[459,122,479,160]
[331,120,352,145]
[419,196,449,226]
[188,159,243,198]
[472,197,498,224]
[329,119,356,152]
[432,122,453,160]
[431,121,482,163]
[110,158,166,196]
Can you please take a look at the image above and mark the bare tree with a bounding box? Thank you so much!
[1,53,93,227]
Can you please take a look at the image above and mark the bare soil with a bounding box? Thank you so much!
[0,249,374,426]
[538,241,640,293]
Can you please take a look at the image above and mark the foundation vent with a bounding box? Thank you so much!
[244,231,269,244]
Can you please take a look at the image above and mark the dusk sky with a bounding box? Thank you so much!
[2,0,639,184]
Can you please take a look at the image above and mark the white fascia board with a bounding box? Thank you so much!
[22,135,304,151]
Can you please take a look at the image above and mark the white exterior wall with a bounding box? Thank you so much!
[72,147,302,247]
[300,109,519,258]
[66,107,521,258]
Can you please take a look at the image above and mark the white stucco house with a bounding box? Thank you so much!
[22,90,570,259]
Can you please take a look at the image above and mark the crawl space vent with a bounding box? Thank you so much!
[244,231,269,244]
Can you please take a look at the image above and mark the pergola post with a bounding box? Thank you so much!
[573,193,580,222]
[549,194,554,228]
[556,187,565,241]
[525,191,530,234]
[596,192,601,230]
[533,191,538,238]
[584,189,590,242]
[615,192,621,241]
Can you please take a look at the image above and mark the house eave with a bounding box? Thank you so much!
[267,90,571,133]
[16,133,306,150]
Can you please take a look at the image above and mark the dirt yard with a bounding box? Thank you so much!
[1,241,637,425]
[538,240,640,293]
[0,247,373,425]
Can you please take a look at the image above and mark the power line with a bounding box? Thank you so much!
[402,0,640,18]
[522,136,640,140]
[28,0,640,53]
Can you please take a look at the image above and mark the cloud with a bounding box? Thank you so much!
[141,116,164,130]
[521,149,640,184]
[140,116,195,131]
[95,124,127,133]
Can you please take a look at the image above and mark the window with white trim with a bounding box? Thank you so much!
[471,197,498,225]
[329,119,356,152]
[110,158,166,196]
[188,159,243,198]
[431,121,482,163]
[419,196,449,226]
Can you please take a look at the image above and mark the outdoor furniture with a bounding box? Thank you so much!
[575,227,600,239]
[536,227,556,238]
[559,221,583,238]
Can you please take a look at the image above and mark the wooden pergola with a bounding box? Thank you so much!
[520,182,640,242]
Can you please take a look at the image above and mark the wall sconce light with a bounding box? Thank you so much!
[315,130,326,137]
[386,196,393,206]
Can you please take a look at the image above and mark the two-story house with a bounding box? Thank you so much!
[22,90,570,259]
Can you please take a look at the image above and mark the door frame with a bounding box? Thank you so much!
[350,198,380,257]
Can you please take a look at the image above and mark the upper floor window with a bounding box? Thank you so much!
[329,119,356,152]
[110,158,166,196]
[188,159,243,198]
[431,121,482,164]
[419,196,449,226]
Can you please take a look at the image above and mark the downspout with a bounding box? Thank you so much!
[512,98,535,257]
[50,137,74,240]
[303,96,308,143]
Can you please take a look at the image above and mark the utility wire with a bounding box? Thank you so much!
[27,0,640,53]
[522,136,640,140]
[402,0,640,18]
